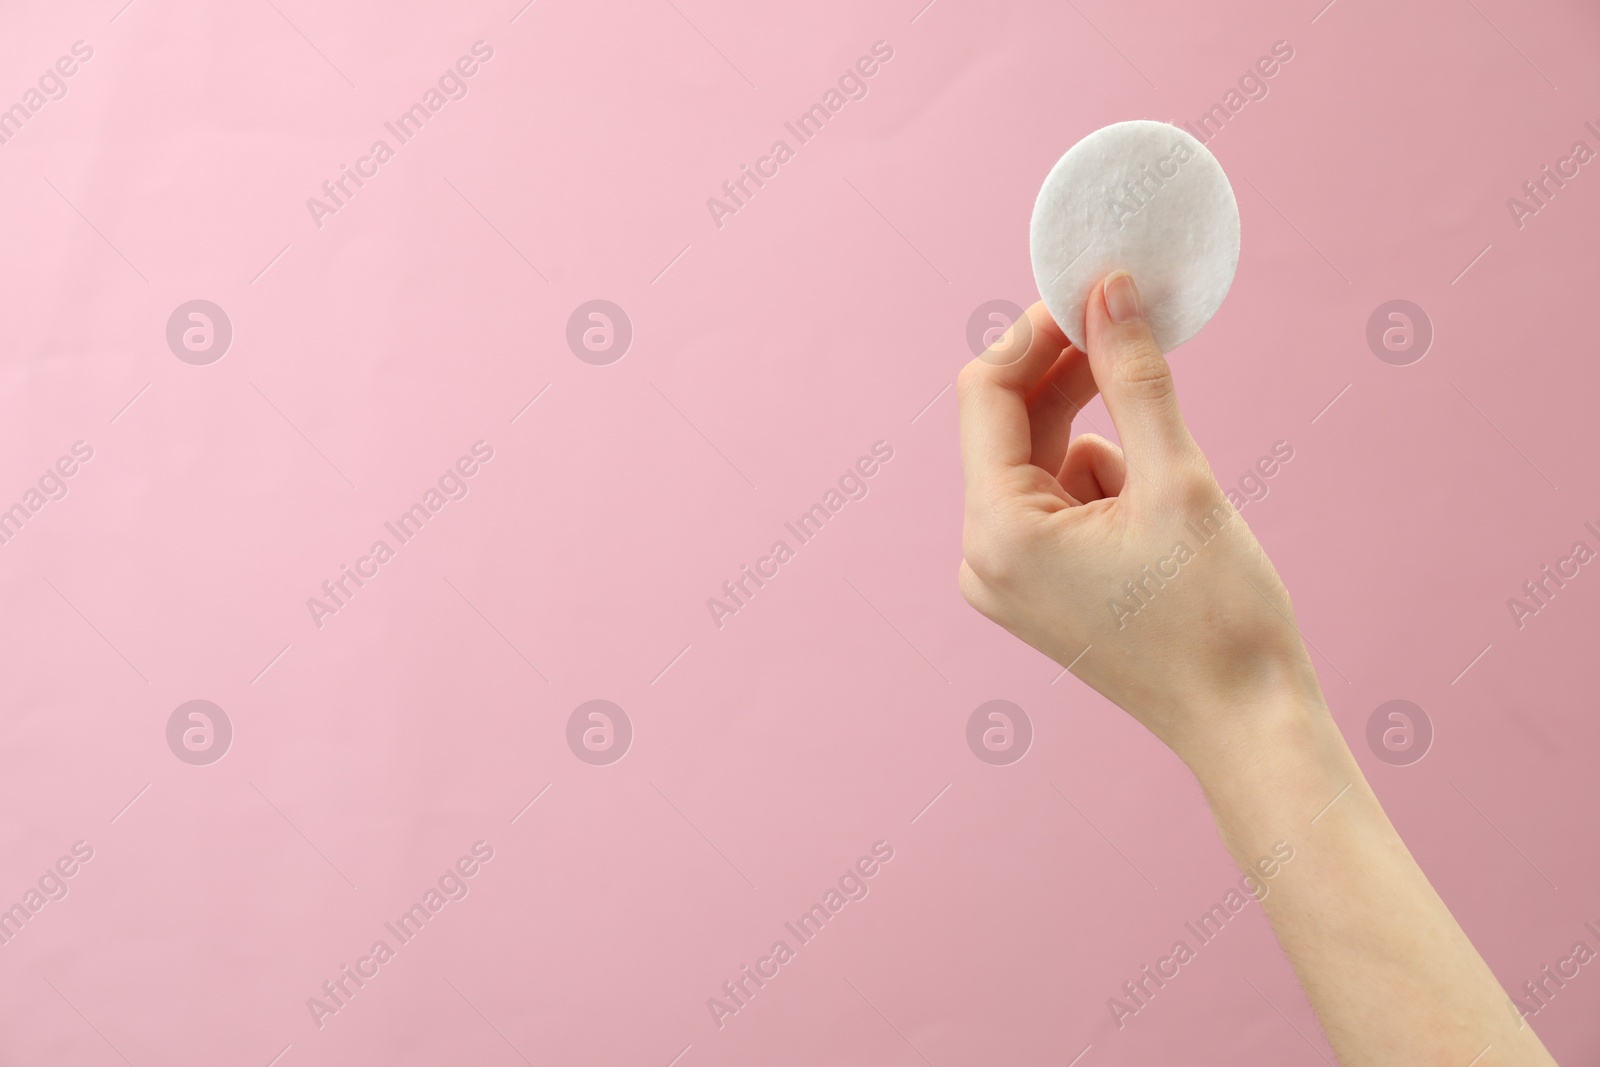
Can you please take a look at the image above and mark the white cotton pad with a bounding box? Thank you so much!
[1029,119,1240,353]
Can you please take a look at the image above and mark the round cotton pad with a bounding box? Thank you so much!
[1030,119,1240,353]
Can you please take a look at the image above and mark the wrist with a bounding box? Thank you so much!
[1176,682,1354,826]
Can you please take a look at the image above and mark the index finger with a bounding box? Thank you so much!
[957,300,1071,498]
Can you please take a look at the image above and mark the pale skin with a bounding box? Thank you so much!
[956,271,1559,1065]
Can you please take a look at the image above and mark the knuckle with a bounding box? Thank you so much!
[957,559,986,611]
[1173,465,1227,514]
[961,528,1008,587]
[960,535,1003,587]
[956,361,987,402]
[962,515,1043,589]
[1112,342,1177,402]
[958,558,1007,625]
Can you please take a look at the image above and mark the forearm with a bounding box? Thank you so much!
[1183,692,1557,1066]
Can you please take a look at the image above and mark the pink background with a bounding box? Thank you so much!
[2,0,1599,1063]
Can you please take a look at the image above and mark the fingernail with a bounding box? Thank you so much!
[1105,271,1142,324]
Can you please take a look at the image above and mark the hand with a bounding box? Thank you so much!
[955,271,1325,764]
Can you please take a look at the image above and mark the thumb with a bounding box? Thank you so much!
[1083,270,1195,475]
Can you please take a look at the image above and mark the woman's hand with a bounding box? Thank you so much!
[956,271,1324,764]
